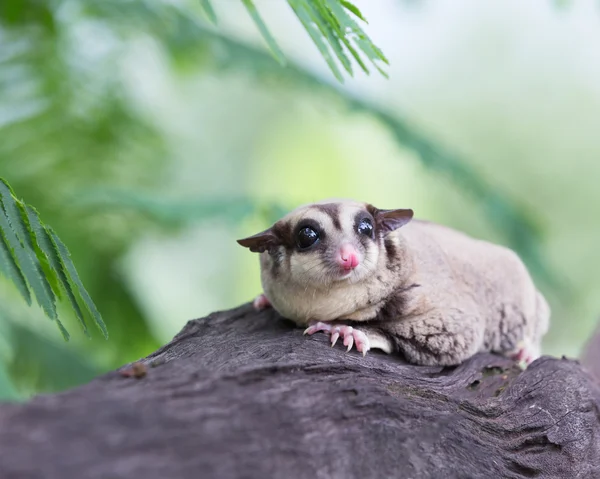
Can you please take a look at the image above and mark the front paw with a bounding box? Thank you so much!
[253,294,272,311]
[303,321,371,356]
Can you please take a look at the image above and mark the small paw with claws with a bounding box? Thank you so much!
[303,321,370,356]
[253,294,272,311]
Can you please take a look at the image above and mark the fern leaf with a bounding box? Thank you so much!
[15,201,62,329]
[285,0,387,80]
[307,1,353,76]
[0,185,57,322]
[48,228,108,339]
[289,0,344,82]
[241,0,287,66]
[0,180,30,248]
[324,0,389,66]
[305,1,353,75]
[0,178,106,339]
[341,40,369,75]
[25,206,88,338]
[0,232,31,306]
[54,319,70,341]
[340,0,366,22]
[313,0,369,74]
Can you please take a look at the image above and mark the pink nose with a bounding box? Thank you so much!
[338,245,359,271]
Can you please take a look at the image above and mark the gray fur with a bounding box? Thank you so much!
[237,199,550,366]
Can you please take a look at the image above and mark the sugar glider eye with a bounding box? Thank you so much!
[296,227,319,249]
[357,218,374,237]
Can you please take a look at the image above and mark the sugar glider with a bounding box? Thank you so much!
[237,199,549,366]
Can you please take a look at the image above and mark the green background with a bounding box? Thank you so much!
[0,0,597,399]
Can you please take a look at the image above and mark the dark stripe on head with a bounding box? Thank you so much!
[314,203,341,230]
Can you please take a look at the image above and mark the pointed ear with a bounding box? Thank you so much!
[376,208,414,233]
[237,228,280,253]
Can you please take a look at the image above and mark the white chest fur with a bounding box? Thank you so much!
[260,256,402,326]
[263,277,382,325]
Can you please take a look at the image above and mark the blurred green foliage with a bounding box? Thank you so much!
[0,0,595,400]
[0,178,108,340]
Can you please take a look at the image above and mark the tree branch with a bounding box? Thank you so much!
[0,304,598,478]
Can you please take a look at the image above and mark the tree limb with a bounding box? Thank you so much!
[0,304,599,478]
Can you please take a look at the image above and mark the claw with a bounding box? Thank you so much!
[303,325,315,335]
[344,328,354,352]
[331,329,340,347]
[354,330,370,356]
[304,321,331,336]
[303,325,317,335]
[303,322,370,357]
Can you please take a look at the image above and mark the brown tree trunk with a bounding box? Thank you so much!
[0,304,599,478]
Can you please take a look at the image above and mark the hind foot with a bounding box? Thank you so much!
[506,339,540,367]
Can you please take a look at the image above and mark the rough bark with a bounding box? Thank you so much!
[1,304,599,479]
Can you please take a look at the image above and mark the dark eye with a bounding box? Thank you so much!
[297,227,319,249]
[358,218,373,237]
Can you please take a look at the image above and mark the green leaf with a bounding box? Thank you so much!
[0,179,29,247]
[306,0,353,75]
[54,319,70,341]
[0,178,108,339]
[313,0,369,75]
[241,0,287,66]
[289,0,344,82]
[340,0,367,22]
[199,0,217,24]
[341,40,369,75]
[0,229,30,306]
[25,206,87,337]
[281,0,388,80]
[0,186,57,322]
[48,228,108,339]
[324,0,389,66]
[356,36,389,64]
[15,200,62,326]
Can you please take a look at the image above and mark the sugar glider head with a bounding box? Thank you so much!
[237,199,413,287]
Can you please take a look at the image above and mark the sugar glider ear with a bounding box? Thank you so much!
[237,228,280,253]
[371,207,414,233]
